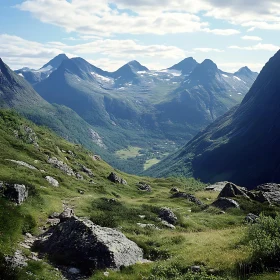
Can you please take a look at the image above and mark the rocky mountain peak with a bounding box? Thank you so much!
[169,57,198,75]
[41,53,69,70]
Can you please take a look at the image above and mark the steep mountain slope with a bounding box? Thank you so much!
[168,57,198,75]
[145,50,280,188]
[15,54,69,85]
[0,58,111,157]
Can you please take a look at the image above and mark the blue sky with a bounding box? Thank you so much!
[0,0,279,72]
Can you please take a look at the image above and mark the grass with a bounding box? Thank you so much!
[0,110,279,280]
[115,146,142,159]
[144,158,161,170]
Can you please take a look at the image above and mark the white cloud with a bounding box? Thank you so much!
[242,35,262,41]
[229,43,279,52]
[16,0,240,36]
[194,48,224,53]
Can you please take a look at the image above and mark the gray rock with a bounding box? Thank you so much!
[47,157,75,176]
[0,182,28,204]
[81,165,94,177]
[159,207,177,225]
[49,212,60,219]
[171,192,203,206]
[137,223,160,230]
[137,182,152,192]
[191,266,201,273]
[218,183,250,199]
[161,220,176,229]
[6,159,38,170]
[33,217,143,274]
[59,208,75,222]
[205,181,229,192]
[92,155,101,161]
[211,198,240,211]
[256,183,280,204]
[108,172,127,185]
[68,267,81,275]
[245,213,259,224]
[45,176,59,187]
[75,173,84,180]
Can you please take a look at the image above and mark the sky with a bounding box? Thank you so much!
[0,0,280,72]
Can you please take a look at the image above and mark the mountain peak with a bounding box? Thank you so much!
[235,66,254,76]
[169,57,198,75]
[127,60,149,72]
[41,53,69,70]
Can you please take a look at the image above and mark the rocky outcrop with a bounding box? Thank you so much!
[107,172,127,185]
[59,207,75,222]
[33,216,143,275]
[47,157,75,176]
[5,250,27,269]
[45,176,59,187]
[171,192,203,206]
[6,159,38,170]
[218,183,250,199]
[211,198,240,210]
[137,182,152,192]
[0,182,28,204]
[159,207,177,225]
[256,183,280,204]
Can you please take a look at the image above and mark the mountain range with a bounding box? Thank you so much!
[145,49,280,188]
[7,55,258,174]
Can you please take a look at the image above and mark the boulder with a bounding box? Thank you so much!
[161,220,176,229]
[256,183,280,204]
[107,172,127,185]
[81,165,94,177]
[33,217,143,274]
[159,207,177,225]
[47,157,75,176]
[245,213,259,224]
[0,182,28,204]
[92,155,101,161]
[6,159,37,170]
[171,192,203,206]
[137,182,152,192]
[218,183,250,199]
[205,181,229,192]
[211,198,240,211]
[45,176,59,187]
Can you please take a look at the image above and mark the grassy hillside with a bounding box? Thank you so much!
[0,110,278,280]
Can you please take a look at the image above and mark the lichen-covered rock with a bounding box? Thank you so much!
[47,157,75,176]
[0,182,28,204]
[159,207,177,225]
[211,198,240,210]
[107,172,127,185]
[171,192,203,206]
[34,217,144,274]
[218,183,250,199]
[45,176,59,187]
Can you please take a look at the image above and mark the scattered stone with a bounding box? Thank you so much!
[170,187,179,193]
[81,165,94,177]
[139,215,146,219]
[137,182,152,192]
[161,220,176,229]
[104,272,110,277]
[67,150,75,156]
[22,125,39,147]
[191,266,201,273]
[75,173,84,180]
[159,207,177,225]
[205,182,229,192]
[171,192,203,206]
[211,198,240,211]
[108,172,127,185]
[5,250,27,269]
[59,208,75,222]
[33,216,144,274]
[45,176,59,187]
[49,212,60,219]
[47,218,60,226]
[78,190,85,195]
[47,157,75,176]
[137,223,160,230]
[6,159,37,170]
[218,182,250,199]
[89,180,96,184]
[0,182,28,204]
[245,213,259,224]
